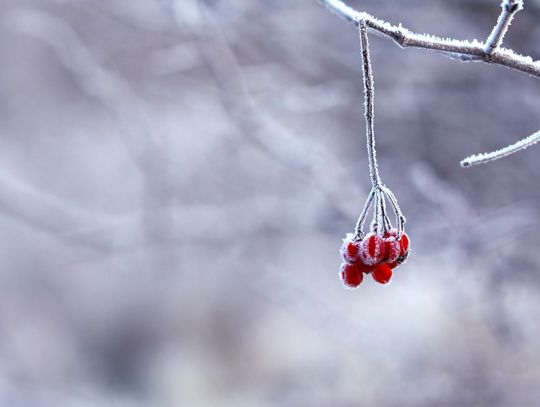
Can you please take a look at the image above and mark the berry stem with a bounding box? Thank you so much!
[354,188,375,239]
[381,194,391,231]
[357,19,381,190]
[381,186,406,238]
[350,20,406,241]
[373,188,388,235]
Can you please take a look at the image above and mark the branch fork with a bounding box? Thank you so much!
[353,185,405,241]
[319,0,540,167]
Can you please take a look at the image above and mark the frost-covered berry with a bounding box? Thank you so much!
[382,236,400,264]
[359,232,385,266]
[372,264,393,284]
[383,229,410,265]
[360,261,377,274]
[396,232,410,264]
[340,234,361,263]
[340,263,364,288]
[399,232,410,256]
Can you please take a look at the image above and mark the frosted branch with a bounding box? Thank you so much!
[460,130,540,167]
[319,0,540,166]
[318,0,540,78]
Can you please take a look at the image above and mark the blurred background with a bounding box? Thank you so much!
[0,0,540,405]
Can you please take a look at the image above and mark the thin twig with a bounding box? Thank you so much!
[484,0,523,55]
[461,129,540,167]
[318,0,540,78]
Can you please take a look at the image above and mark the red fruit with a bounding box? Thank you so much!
[372,264,393,284]
[399,232,410,255]
[359,232,385,266]
[384,229,410,265]
[382,236,400,263]
[387,261,398,269]
[340,235,361,263]
[396,232,410,265]
[340,263,364,288]
[360,261,377,274]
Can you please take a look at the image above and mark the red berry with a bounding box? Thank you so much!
[399,232,410,255]
[360,261,377,274]
[396,232,410,265]
[387,261,398,269]
[372,264,393,284]
[340,263,364,288]
[384,229,411,265]
[356,251,377,273]
[359,232,385,266]
[382,236,400,263]
[340,235,361,263]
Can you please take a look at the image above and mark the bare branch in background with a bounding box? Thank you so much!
[318,0,540,166]
[5,7,176,248]
[164,0,375,220]
[6,8,165,169]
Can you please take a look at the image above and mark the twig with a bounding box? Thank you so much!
[317,0,540,78]
[318,0,540,166]
[484,0,523,55]
[460,129,540,167]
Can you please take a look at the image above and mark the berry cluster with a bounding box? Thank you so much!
[338,22,409,289]
[340,228,410,287]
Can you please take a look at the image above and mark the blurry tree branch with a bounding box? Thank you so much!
[186,1,312,171]
[318,0,540,166]
[0,169,132,251]
[164,0,373,218]
[1,5,359,252]
[5,8,177,248]
[6,8,165,172]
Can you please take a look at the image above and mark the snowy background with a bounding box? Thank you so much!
[1,0,540,405]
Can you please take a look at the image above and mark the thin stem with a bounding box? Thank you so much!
[372,188,380,232]
[317,0,540,78]
[381,186,406,238]
[358,19,381,189]
[484,0,523,55]
[354,188,375,239]
[379,191,390,235]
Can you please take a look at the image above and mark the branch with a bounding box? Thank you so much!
[317,0,540,78]
[318,0,540,167]
[460,129,540,167]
